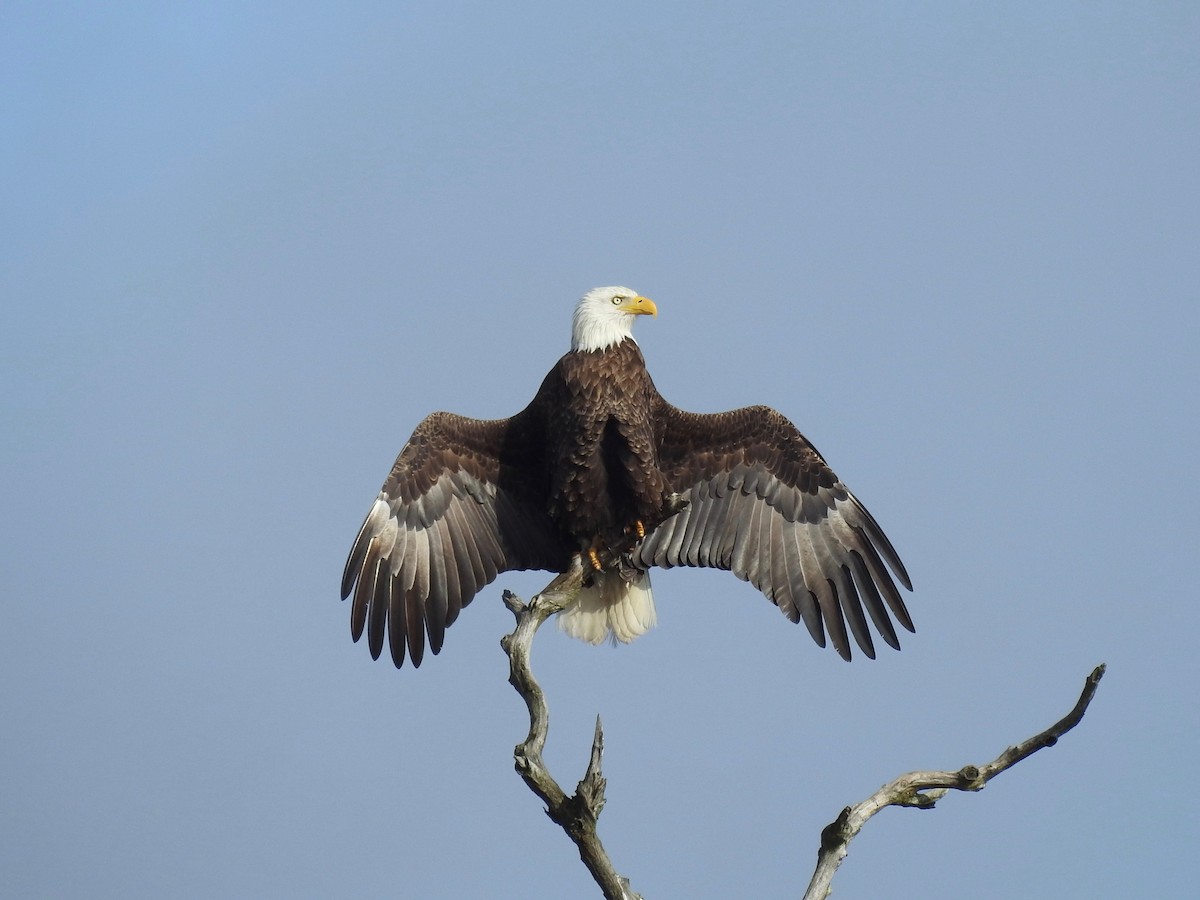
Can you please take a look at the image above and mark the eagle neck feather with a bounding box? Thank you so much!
[571,313,638,353]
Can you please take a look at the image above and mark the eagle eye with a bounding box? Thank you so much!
[610,295,624,305]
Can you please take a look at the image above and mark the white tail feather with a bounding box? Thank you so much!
[557,571,656,645]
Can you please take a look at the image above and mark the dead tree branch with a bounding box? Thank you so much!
[803,663,1107,900]
[501,555,643,900]
[498,559,1104,899]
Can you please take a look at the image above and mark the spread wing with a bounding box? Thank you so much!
[341,407,571,668]
[635,401,913,660]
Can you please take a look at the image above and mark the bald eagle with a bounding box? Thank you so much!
[342,286,913,667]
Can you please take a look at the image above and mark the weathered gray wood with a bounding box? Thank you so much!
[803,664,1107,900]
[501,555,643,900]
[500,559,1104,899]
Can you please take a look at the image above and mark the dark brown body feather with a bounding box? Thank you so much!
[342,338,912,667]
[546,340,671,552]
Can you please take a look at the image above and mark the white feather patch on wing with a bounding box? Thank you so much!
[557,571,657,645]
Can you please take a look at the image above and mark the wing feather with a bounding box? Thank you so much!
[766,512,796,622]
[639,400,913,660]
[814,573,850,659]
[411,527,430,603]
[730,491,764,583]
[644,508,680,568]
[387,570,407,667]
[443,503,481,626]
[783,526,825,645]
[683,491,716,567]
[355,555,381,650]
[404,584,425,667]
[370,564,393,661]
[342,498,389,602]
[695,492,729,566]
[848,550,900,651]
[665,495,693,563]
[424,520,449,655]
[341,407,571,667]
[834,562,875,660]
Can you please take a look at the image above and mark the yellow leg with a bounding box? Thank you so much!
[623,520,648,540]
[587,547,603,571]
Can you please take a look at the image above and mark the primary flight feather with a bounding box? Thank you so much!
[342,286,913,667]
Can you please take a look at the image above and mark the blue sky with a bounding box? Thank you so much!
[3,3,1197,897]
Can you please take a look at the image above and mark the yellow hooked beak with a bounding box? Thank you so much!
[619,295,657,317]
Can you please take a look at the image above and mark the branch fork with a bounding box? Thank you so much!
[501,555,642,900]
[499,560,1106,900]
[804,664,1107,900]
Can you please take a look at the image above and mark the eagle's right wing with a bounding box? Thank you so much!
[636,400,913,661]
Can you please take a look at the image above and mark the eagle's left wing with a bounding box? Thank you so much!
[341,406,571,669]
[634,400,913,660]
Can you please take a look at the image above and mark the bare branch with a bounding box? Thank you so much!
[499,557,1104,899]
[501,555,643,900]
[803,664,1107,900]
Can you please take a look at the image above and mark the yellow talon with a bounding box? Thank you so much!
[587,548,603,571]
[634,519,646,540]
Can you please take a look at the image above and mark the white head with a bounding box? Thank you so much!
[570,286,658,352]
